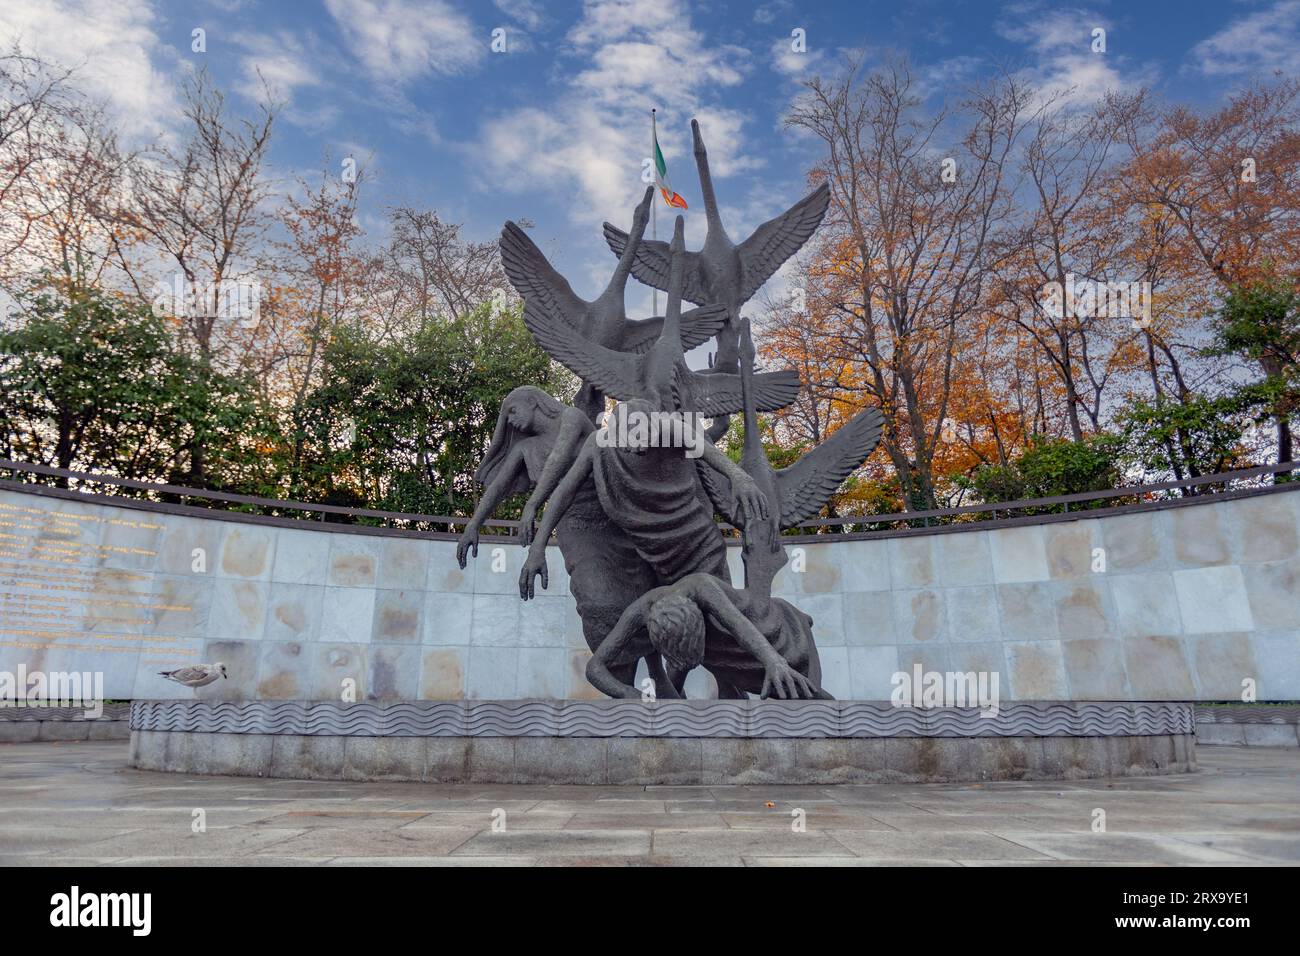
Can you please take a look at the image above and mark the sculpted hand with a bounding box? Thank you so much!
[731,477,769,528]
[519,548,549,600]
[761,659,817,700]
[518,504,537,548]
[455,525,480,569]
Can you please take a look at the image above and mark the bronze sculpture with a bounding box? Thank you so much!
[501,186,729,423]
[456,386,657,687]
[462,118,882,700]
[602,119,830,438]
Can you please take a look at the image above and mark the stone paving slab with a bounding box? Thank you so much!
[254,810,437,829]
[558,812,727,830]
[650,828,861,858]
[1165,833,1300,862]
[401,812,575,830]
[0,826,139,858]
[826,829,1055,861]
[745,857,962,866]
[254,827,480,858]
[984,832,1263,864]
[717,809,896,830]
[0,807,287,827]
[0,741,1295,866]
[54,827,310,860]
[102,856,331,867]
[533,855,748,867]
[452,829,653,857]
[326,856,541,866]
[849,810,1057,833]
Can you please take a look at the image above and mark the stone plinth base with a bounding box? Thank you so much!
[0,703,131,742]
[1195,705,1300,747]
[128,700,1196,784]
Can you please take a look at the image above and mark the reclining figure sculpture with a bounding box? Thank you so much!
[585,319,881,700]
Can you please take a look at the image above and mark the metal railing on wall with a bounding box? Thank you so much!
[0,457,1294,545]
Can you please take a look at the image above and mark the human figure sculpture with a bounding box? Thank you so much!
[518,220,784,697]
[517,393,764,698]
[516,219,769,595]
[585,571,829,700]
[456,386,657,684]
[515,392,766,594]
[584,320,883,701]
[462,118,886,700]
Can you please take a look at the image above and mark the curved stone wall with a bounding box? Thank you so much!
[1,482,1296,702]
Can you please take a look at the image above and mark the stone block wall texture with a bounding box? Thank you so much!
[1194,704,1300,747]
[1,484,1297,702]
[0,702,131,741]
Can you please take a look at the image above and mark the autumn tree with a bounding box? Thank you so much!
[258,166,366,495]
[116,69,276,485]
[0,48,78,294]
[19,100,132,299]
[785,58,1031,510]
[1119,77,1300,469]
[994,89,1148,443]
[380,207,508,333]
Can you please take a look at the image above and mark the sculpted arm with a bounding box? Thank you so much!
[687,576,816,701]
[520,410,591,547]
[457,444,527,569]
[586,595,654,700]
[698,440,771,546]
[518,435,595,599]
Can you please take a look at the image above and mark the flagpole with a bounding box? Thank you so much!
[651,108,658,317]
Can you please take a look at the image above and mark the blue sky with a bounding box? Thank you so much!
[3,0,1296,307]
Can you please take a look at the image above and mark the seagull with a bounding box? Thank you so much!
[158,663,227,688]
[603,119,830,387]
[500,185,728,422]
[522,215,802,419]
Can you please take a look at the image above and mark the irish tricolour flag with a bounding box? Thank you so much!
[652,114,688,210]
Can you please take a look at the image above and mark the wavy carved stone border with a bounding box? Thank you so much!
[1195,705,1300,725]
[1,703,132,721]
[130,699,1194,739]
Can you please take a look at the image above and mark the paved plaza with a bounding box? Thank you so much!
[1,741,1296,865]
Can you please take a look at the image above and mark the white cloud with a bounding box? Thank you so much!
[996,2,1150,106]
[753,0,794,26]
[913,56,985,100]
[232,30,321,104]
[771,34,824,78]
[998,4,1101,53]
[471,0,758,229]
[324,0,483,84]
[493,0,546,32]
[0,0,183,141]
[1191,0,1300,76]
